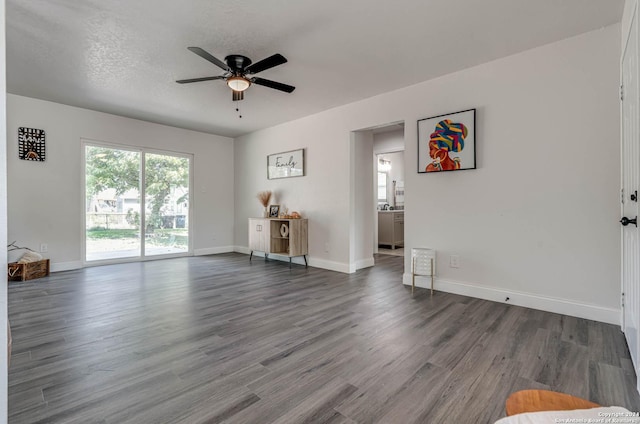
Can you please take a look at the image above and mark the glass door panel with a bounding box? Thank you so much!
[144,153,189,256]
[85,146,141,261]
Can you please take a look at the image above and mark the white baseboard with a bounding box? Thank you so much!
[309,257,352,273]
[355,257,375,270]
[403,273,620,325]
[194,246,235,256]
[51,261,83,272]
[234,246,352,273]
[234,246,251,255]
[235,248,308,268]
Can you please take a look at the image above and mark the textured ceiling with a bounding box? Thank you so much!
[7,0,623,138]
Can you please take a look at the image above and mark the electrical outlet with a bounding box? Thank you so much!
[450,255,460,268]
[40,243,48,253]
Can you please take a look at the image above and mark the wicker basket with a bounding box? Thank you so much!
[8,259,50,281]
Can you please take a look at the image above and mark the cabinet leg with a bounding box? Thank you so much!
[250,251,253,261]
[265,254,268,262]
[303,255,308,267]
[289,257,292,269]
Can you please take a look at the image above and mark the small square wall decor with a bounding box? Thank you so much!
[418,109,475,173]
[18,127,46,162]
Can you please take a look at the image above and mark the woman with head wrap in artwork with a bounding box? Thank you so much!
[426,119,468,172]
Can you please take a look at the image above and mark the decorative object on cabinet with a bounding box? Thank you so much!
[280,223,289,237]
[257,190,272,217]
[418,108,475,173]
[18,127,46,162]
[248,218,308,268]
[269,204,280,217]
[411,248,436,296]
[267,148,304,179]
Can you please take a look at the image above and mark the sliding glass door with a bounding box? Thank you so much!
[85,143,190,262]
[85,145,141,261]
[144,153,189,256]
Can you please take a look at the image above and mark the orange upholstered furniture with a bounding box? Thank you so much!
[506,390,600,416]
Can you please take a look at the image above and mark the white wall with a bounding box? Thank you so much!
[7,95,235,271]
[624,0,637,49]
[234,25,622,323]
[373,129,404,153]
[0,1,8,420]
[353,131,374,269]
[233,114,354,271]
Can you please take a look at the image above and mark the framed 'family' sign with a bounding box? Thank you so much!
[267,148,305,179]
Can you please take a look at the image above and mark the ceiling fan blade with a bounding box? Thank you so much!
[176,76,225,84]
[245,54,287,74]
[187,47,229,71]
[252,77,295,93]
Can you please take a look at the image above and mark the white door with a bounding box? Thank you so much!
[622,3,640,391]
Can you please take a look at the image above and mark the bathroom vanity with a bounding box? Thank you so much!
[378,211,404,249]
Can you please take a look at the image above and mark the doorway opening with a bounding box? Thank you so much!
[373,124,405,257]
[350,121,405,271]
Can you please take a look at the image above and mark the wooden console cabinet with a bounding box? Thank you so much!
[248,218,308,267]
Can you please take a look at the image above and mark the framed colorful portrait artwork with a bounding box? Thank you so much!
[417,109,476,173]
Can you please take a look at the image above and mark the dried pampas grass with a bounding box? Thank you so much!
[257,190,272,207]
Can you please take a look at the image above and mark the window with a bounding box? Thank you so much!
[378,171,387,202]
[84,143,191,262]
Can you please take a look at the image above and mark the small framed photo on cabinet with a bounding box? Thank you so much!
[269,205,280,218]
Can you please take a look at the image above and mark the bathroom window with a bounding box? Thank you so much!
[377,171,388,202]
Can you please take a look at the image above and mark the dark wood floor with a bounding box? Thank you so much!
[8,253,640,423]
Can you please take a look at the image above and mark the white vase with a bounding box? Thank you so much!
[263,208,269,218]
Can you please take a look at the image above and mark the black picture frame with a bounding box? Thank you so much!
[269,204,280,218]
[18,127,46,162]
[417,108,476,173]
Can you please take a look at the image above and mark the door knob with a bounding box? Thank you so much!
[620,216,637,227]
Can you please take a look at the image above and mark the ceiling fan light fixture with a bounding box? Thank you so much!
[227,76,250,91]
[178,48,295,98]
[232,90,244,102]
